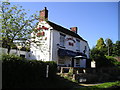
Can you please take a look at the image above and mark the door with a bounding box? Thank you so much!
[71,58,74,67]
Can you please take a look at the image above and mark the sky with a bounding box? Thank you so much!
[10,2,118,49]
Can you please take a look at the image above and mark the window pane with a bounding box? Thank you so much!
[60,33,65,47]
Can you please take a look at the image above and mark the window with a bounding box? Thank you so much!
[83,46,87,53]
[76,59,80,67]
[76,39,80,51]
[60,33,65,47]
[20,54,25,58]
[58,56,65,64]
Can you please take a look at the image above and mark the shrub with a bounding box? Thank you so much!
[106,56,120,66]
[2,54,57,88]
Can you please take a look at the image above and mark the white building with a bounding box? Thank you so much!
[28,7,90,68]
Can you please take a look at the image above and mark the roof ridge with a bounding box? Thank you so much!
[47,20,70,30]
[47,20,87,42]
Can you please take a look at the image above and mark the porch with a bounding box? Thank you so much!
[60,67,96,74]
[58,48,89,68]
[60,67,86,74]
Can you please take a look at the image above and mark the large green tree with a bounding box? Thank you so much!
[90,38,116,68]
[96,38,106,50]
[1,2,38,54]
[105,38,113,56]
[96,37,107,55]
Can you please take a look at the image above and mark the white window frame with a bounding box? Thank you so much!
[76,39,80,51]
[60,33,66,47]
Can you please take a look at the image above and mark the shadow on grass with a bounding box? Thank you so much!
[3,75,83,89]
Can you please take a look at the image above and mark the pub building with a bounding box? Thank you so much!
[29,7,90,68]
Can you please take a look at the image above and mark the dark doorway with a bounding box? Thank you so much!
[71,58,74,67]
[20,54,25,58]
[86,59,92,68]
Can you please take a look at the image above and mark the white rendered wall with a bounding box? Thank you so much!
[50,30,60,63]
[30,21,52,61]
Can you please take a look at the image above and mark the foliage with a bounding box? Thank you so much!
[106,56,120,66]
[113,41,120,56]
[96,38,106,50]
[1,2,38,54]
[90,38,120,68]
[90,47,104,60]
[91,38,120,57]
[2,54,57,88]
[94,81,120,88]
[105,38,113,56]
[68,68,74,76]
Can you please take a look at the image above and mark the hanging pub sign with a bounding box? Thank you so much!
[69,42,74,46]
[66,37,75,46]
[66,37,76,43]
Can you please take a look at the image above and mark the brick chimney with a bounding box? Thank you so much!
[40,7,48,21]
[70,27,77,33]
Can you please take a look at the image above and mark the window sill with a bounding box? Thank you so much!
[59,45,65,48]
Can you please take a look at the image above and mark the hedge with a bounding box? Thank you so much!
[2,54,57,88]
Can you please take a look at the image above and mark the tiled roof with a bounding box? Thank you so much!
[47,21,87,42]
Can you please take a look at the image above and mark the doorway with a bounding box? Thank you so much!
[71,58,74,67]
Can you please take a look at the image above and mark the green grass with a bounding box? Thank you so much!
[79,81,120,90]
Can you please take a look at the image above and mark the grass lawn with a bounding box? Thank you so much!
[79,81,120,89]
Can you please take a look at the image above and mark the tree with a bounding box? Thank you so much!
[96,38,107,55]
[113,41,120,56]
[96,38,106,50]
[1,2,38,54]
[105,38,113,56]
[91,38,114,68]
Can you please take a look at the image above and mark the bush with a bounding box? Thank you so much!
[94,55,120,68]
[106,56,120,66]
[2,54,57,88]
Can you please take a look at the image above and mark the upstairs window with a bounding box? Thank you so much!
[60,33,66,47]
[83,46,87,53]
[76,39,80,51]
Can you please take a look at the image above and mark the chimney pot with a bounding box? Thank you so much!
[70,27,78,33]
[40,7,48,22]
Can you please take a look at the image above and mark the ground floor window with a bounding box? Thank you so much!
[76,59,80,67]
[20,54,25,58]
[58,56,65,64]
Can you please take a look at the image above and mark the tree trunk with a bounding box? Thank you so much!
[7,45,11,54]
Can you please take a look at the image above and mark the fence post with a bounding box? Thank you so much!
[46,65,49,78]
[60,67,63,73]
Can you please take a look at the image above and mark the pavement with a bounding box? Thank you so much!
[79,83,102,86]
